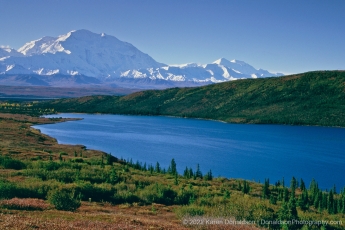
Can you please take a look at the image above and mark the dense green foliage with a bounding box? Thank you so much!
[0,154,345,229]
[0,155,26,170]
[36,71,345,127]
[0,100,54,116]
[47,188,81,211]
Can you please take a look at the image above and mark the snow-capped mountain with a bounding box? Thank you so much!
[0,30,283,88]
[1,29,164,77]
[119,58,283,83]
[0,47,24,58]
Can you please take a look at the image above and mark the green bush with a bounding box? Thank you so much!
[175,187,196,205]
[174,205,205,218]
[0,180,17,199]
[47,188,81,211]
[139,183,177,205]
[0,156,26,170]
[43,161,61,171]
[113,190,140,204]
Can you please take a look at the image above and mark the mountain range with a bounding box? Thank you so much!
[0,29,283,89]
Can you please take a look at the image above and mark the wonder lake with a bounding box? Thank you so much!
[33,113,345,190]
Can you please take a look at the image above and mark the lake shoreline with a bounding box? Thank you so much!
[35,113,345,190]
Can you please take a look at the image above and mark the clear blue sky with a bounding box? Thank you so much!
[0,0,344,74]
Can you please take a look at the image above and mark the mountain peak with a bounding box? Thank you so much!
[213,58,231,65]
[213,58,249,67]
[4,29,164,77]
[0,47,24,58]
[1,30,282,87]
[230,59,248,66]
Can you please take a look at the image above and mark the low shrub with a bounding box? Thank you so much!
[0,198,50,211]
[174,204,205,218]
[0,156,26,170]
[0,180,17,199]
[139,183,177,205]
[47,187,81,212]
[113,190,140,204]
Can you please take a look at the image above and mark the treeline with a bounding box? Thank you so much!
[123,157,213,181]
[261,177,345,216]
[33,71,345,127]
[0,100,54,116]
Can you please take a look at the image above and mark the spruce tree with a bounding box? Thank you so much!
[298,189,309,211]
[328,190,334,214]
[155,162,161,173]
[238,181,242,191]
[106,153,114,165]
[278,196,299,229]
[189,167,194,178]
[195,164,202,179]
[183,166,189,178]
[283,187,289,202]
[290,177,297,198]
[170,158,177,175]
[108,167,118,185]
[262,178,270,199]
[207,169,213,181]
[300,178,306,191]
[174,173,178,185]
[242,180,250,194]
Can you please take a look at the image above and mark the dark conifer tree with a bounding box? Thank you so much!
[106,153,113,165]
[148,164,154,174]
[108,167,118,185]
[290,176,297,198]
[322,193,328,211]
[328,190,334,214]
[283,187,289,202]
[300,178,306,191]
[155,162,161,173]
[207,170,213,181]
[170,158,177,175]
[238,181,242,191]
[189,168,194,178]
[242,180,250,194]
[298,189,309,211]
[262,178,270,199]
[174,173,178,185]
[183,166,189,178]
[195,164,202,179]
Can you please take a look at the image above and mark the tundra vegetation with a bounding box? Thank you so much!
[1,71,345,229]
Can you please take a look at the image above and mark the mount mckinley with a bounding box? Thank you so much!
[0,29,283,89]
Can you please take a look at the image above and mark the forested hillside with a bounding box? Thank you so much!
[37,71,345,127]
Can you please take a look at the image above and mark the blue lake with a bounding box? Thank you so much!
[33,113,345,190]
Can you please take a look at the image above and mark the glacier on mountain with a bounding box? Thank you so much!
[0,29,283,88]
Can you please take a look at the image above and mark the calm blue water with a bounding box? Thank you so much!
[33,113,345,190]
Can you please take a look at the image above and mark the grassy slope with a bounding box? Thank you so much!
[0,113,263,229]
[1,112,345,229]
[40,71,345,127]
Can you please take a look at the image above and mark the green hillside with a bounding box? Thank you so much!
[39,71,345,127]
